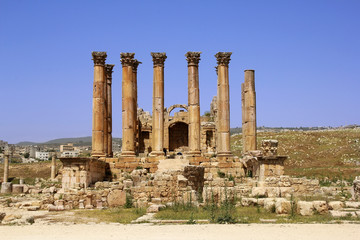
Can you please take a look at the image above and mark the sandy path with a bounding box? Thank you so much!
[0,224,359,240]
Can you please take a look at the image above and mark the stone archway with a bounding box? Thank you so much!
[168,122,188,151]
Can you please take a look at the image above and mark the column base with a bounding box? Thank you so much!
[91,151,107,158]
[186,150,201,156]
[149,151,165,157]
[121,151,136,157]
[1,182,12,194]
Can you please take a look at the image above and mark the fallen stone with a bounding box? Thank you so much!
[12,184,24,194]
[297,201,314,216]
[266,187,280,198]
[328,201,344,210]
[275,198,291,214]
[264,198,275,212]
[345,201,360,208]
[251,187,266,198]
[26,206,40,211]
[48,205,65,211]
[3,214,22,222]
[330,210,356,218]
[0,212,5,223]
[107,190,126,207]
[1,182,12,194]
[313,201,328,214]
[146,204,166,213]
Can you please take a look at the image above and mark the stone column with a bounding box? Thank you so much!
[132,60,141,154]
[186,52,201,156]
[51,152,56,180]
[150,52,167,156]
[103,66,108,157]
[91,52,107,157]
[243,70,257,153]
[105,64,115,157]
[3,150,9,182]
[120,53,136,157]
[215,52,232,156]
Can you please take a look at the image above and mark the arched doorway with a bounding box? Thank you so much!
[168,122,188,151]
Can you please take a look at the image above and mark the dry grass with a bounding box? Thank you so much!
[231,128,360,181]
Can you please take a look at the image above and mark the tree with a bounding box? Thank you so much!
[24,152,30,158]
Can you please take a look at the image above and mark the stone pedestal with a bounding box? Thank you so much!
[242,70,257,153]
[91,52,107,157]
[12,184,24,194]
[1,182,12,194]
[105,64,115,157]
[121,53,136,157]
[150,52,167,156]
[215,52,232,156]
[186,52,201,156]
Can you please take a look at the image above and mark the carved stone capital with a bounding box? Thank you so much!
[92,52,107,66]
[151,52,167,67]
[215,52,232,66]
[105,64,115,80]
[132,59,142,73]
[120,53,135,67]
[185,52,201,66]
[215,66,218,75]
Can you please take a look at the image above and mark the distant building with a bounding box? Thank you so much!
[0,140,8,149]
[35,151,50,161]
[61,150,80,158]
[60,143,74,152]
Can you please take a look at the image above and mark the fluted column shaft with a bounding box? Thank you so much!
[51,152,56,180]
[106,64,115,157]
[150,52,167,156]
[215,52,232,156]
[3,152,9,182]
[186,52,201,156]
[121,53,136,157]
[243,70,257,153]
[91,52,107,157]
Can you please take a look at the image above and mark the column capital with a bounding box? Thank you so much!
[92,52,107,66]
[151,52,167,67]
[185,52,201,66]
[132,59,142,73]
[215,66,218,75]
[215,52,232,66]
[120,53,135,67]
[105,64,115,76]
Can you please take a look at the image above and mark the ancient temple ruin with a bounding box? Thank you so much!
[60,51,286,190]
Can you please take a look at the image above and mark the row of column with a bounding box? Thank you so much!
[91,52,114,157]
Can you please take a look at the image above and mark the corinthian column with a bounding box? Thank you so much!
[185,52,201,156]
[132,60,141,154]
[243,70,257,153]
[150,52,167,156]
[215,52,232,156]
[105,64,115,157]
[91,51,107,157]
[121,53,136,157]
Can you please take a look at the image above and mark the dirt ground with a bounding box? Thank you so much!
[0,224,359,240]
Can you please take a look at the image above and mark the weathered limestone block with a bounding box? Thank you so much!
[266,187,280,198]
[146,204,166,213]
[107,190,126,207]
[0,212,6,223]
[280,187,293,198]
[313,201,328,214]
[328,201,344,210]
[251,187,266,198]
[353,176,360,199]
[275,198,291,214]
[330,210,356,218]
[1,182,12,194]
[12,184,24,194]
[297,201,314,216]
[264,198,275,212]
[345,201,360,208]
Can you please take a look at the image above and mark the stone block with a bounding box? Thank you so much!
[275,198,291,214]
[330,210,356,218]
[266,187,280,198]
[12,184,24,194]
[251,187,266,198]
[297,201,314,216]
[264,198,275,212]
[345,201,360,208]
[1,182,12,194]
[313,201,328,214]
[107,190,126,207]
[146,204,166,213]
[328,201,344,210]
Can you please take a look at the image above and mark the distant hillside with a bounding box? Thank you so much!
[17,137,122,146]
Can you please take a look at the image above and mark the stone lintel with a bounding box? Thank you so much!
[120,53,135,67]
[151,52,167,67]
[185,52,201,66]
[92,51,107,66]
[132,59,142,73]
[215,52,232,66]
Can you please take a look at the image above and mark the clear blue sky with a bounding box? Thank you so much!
[1,0,359,144]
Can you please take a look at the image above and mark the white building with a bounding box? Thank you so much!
[35,151,50,161]
[61,150,79,158]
